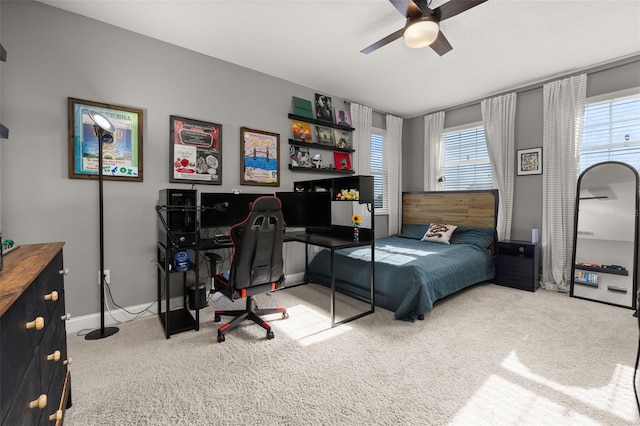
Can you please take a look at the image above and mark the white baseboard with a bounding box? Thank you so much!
[66,272,307,334]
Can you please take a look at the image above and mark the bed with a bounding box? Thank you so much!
[306,190,499,321]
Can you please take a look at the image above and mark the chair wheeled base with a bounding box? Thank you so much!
[214,295,288,343]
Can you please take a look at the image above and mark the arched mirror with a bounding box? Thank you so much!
[571,161,639,310]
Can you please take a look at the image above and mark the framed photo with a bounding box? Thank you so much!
[334,107,352,127]
[315,93,333,122]
[290,120,313,143]
[333,129,352,149]
[68,98,143,181]
[240,127,280,186]
[315,125,334,146]
[170,115,222,184]
[517,147,543,176]
[290,145,311,168]
[334,152,352,171]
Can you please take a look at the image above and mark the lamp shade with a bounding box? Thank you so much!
[404,18,439,48]
[88,110,116,133]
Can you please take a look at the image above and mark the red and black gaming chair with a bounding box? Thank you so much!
[212,196,288,342]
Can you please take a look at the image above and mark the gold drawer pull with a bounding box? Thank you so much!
[63,357,73,366]
[60,313,71,321]
[47,350,61,362]
[29,394,47,410]
[26,317,45,331]
[44,291,58,301]
[49,409,62,422]
[58,268,70,275]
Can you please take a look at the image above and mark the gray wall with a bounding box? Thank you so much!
[403,60,640,241]
[0,1,355,316]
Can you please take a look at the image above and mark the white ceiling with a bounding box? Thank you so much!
[37,0,640,118]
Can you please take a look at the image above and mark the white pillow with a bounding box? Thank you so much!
[421,223,458,244]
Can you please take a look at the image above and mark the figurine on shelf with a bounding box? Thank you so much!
[352,214,362,242]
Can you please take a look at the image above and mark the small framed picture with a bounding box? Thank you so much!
[517,147,542,176]
[240,127,280,186]
[333,129,352,149]
[290,120,313,143]
[334,152,351,171]
[334,107,352,127]
[315,125,334,146]
[315,93,333,122]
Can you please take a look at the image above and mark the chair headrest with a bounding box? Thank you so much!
[250,196,281,213]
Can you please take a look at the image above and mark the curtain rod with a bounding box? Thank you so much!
[425,53,640,115]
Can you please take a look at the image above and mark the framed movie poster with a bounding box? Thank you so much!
[68,98,143,181]
[170,115,222,184]
[240,127,280,186]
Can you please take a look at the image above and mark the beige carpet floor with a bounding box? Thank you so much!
[64,283,640,425]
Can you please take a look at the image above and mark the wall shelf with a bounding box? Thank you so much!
[575,265,628,276]
[288,165,355,175]
[288,113,354,132]
[288,139,354,153]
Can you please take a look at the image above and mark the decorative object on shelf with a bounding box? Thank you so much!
[290,120,313,143]
[312,153,322,169]
[334,152,352,171]
[315,125,335,146]
[337,188,359,201]
[2,239,14,251]
[68,97,143,181]
[334,106,352,127]
[170,115,222,185]
[292,96,313,119]
[290,145,312,168]
[352,214,362,242]
[334,129,352,149]
[240,127,280,186]
[315,93,333,122]
[517,147,543,176]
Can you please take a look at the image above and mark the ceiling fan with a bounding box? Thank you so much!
[361,0,488,56]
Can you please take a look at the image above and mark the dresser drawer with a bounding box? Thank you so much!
[497,256,534,279]
[3,356,44,426]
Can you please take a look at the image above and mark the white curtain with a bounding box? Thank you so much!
[481,93,516,240]
[350,103,373,228]
[385,114,403,235]
[423,111,445,191]
[541,74,587,292]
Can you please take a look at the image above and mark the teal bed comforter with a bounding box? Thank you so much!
[306,234,495,321]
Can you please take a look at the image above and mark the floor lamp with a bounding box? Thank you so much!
[85,110,119,340]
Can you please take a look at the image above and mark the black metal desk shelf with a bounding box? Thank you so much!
[156,241,201,338]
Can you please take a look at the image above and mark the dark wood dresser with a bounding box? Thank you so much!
[0,242,72,425]
[496,240,541,292]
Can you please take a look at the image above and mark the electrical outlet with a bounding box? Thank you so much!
[98,269,111,285]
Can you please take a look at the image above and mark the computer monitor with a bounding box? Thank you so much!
[200,193,265,228]
[276,191,332,230]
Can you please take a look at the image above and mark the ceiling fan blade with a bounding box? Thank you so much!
[430,31,453,56]
[361,28,405,54]
[433,0,488,22]
[389,0,423,18]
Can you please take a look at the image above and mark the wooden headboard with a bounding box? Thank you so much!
[402,190,499,252]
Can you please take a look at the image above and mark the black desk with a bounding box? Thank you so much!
[285,231,375,327]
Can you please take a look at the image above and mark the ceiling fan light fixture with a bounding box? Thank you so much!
[403,18,439,48]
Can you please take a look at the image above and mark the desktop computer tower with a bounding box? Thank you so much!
[158,188,197,247]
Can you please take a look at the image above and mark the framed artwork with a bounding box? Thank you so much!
[334,152,352,171]
[315,125,334,146]
[315,93,333,122]
[517,147,543,176]
[68,97,143,181]
[170,115,222,184]
[333,129,352,149]
[334,107,352,127]
[290,145,311,168]
[240,127,280,186]
[290,120,313,143]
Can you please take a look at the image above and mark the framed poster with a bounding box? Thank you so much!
[334,152,352,171]
[170,115,222,184]
[517,147,543,176]
[334,129,352,149]
[240,127,280,186]
[315,125,334,146]
[68,98,143,181]
[315,93,333,123]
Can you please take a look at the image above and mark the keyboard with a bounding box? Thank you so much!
[213,235,232,245]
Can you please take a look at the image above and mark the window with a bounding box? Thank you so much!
[580,90,640,173]
[442,124,492,190]
[370,128,387,214]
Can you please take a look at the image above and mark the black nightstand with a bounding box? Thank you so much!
[496,240,541,292]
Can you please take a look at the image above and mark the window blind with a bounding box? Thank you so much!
[370,132,387,212]
[442,127,492,190]
[581,95,640,172]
